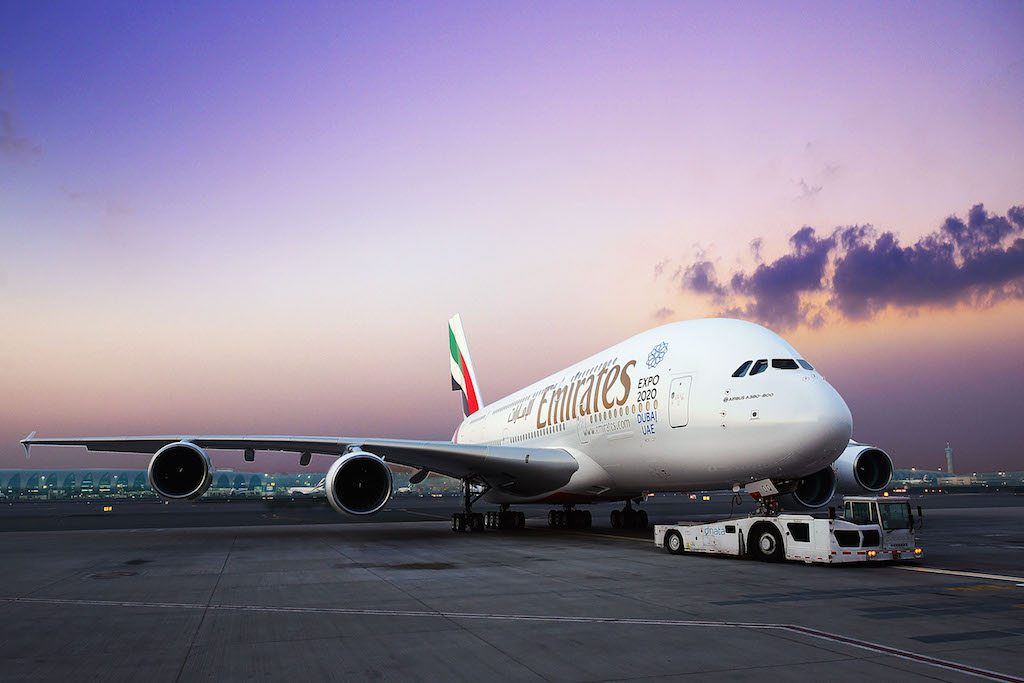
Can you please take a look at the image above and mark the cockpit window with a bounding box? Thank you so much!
[772,359,799,370]
[732,360,753,377]
[798,359,814,371]
[749,359,768,375]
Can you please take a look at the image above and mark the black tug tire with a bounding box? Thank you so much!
[751,524,784,562]
[665,531,685,555]
[583,510,592,528]
[610,509,622,529]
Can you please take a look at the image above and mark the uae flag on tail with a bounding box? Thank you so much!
[449,314,482,417]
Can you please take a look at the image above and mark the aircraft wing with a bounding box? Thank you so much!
[20,434,579,497]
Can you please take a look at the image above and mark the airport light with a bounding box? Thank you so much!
[867,550,877,557]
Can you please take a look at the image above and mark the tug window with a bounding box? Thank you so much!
[749,359,768,375]
[772,359,799,370]
[797,359,815,371]
[787,522,810,542]
[732,360,753,377]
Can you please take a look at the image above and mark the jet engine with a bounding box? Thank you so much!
[147,441,213,500]
[325,450,393,516]
[833,442,893,494]
[778,466,837,510]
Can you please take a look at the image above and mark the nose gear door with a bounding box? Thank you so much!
[669,375,692,428]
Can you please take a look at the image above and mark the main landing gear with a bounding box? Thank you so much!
[451,480,524,532]
[610,499,648,530]
[547,504,592,529]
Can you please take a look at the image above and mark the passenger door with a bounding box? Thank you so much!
[669,375,692,428]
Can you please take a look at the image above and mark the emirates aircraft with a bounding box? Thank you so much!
[22,316,893,532]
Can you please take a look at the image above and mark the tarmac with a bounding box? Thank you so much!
[2,494,1023,682]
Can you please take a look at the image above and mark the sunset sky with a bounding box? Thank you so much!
[2,2,1022,473]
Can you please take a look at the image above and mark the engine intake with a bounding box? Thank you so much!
[325,451,393,516]
[147,442,213,500]
[833,442,893,493]
[779,466,837,510]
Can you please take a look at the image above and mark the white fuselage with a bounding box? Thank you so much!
[454,319,853,504]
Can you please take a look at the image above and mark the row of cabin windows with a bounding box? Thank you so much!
[511,422,565,443]
[731,358,814,377]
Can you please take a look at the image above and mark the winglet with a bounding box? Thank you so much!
[21,431,36,459]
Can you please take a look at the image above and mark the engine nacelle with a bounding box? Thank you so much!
[778,466,837,510]
[325,450,393,516]
[147,441,213,500]
[833,441,893,494]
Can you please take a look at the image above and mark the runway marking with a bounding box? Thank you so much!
[895,566,1024,584]
[4,596,1021,682]
[398,509,451,521]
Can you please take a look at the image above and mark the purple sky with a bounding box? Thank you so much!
[1,2,1022,473]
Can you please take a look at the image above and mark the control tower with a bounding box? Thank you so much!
[945,442,954,475]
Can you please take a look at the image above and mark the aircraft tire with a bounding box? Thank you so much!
[515,512,525,529]
[452,513,466,532]
[638,510,649,529]
[610,509,622,529]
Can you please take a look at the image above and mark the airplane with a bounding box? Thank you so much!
[21,315,894,532]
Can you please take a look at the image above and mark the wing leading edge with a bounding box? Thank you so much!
[20,434,579,498]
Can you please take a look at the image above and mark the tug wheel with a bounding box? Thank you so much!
[665,531,685,555]
[751,524,784,562]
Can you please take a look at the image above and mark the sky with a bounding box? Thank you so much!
[1,1,1022,474]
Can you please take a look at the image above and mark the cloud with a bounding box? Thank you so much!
[680,260,727,299]
[0,110,41,161]
[652,306,674,321]
[795,178,822,200]
[672,203,1024,328]
[653,258,669,279]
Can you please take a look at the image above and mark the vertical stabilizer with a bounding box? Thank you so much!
[448,314,483,417]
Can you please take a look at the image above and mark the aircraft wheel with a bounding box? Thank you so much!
[515,512,526,529]
[548,510,557,528]
[610,509,622,529]
[751,524,784,562]
[638,510,649,530]
[470,513,485,532]
[665,531,685,555]
[452,513,466,532]
[583,510,592,528]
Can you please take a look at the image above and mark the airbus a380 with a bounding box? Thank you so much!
[22,316,894,532]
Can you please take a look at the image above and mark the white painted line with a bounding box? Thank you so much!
[4,596,1021,682]
[895,566,1024,584]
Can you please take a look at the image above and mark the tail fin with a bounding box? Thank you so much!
[449,314,483,417]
